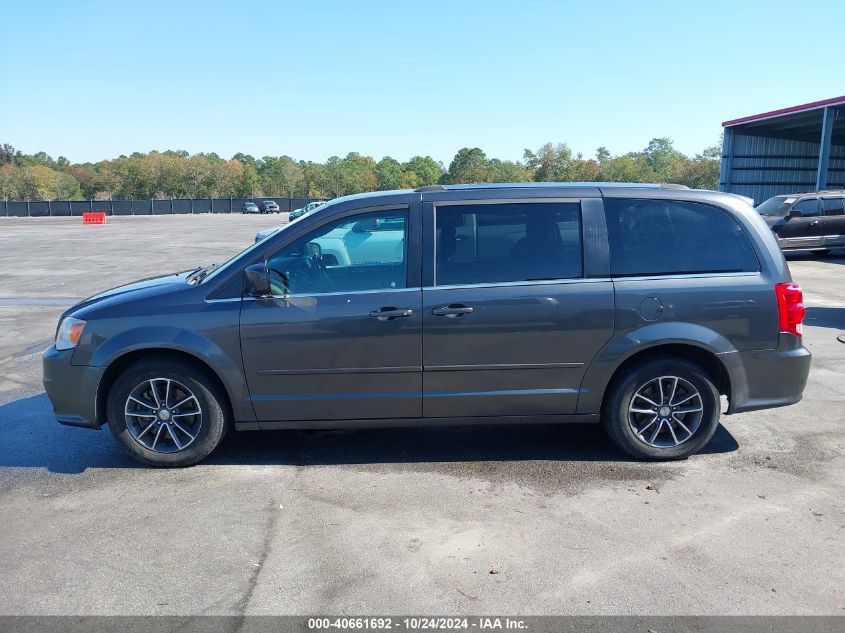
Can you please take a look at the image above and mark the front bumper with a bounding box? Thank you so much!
[719,334,811,414]
[42,345,106,429]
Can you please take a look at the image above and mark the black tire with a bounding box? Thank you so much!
[602,358,720,460]
[106,356,229,467]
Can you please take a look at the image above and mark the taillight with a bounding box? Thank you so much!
[775,282,805,337]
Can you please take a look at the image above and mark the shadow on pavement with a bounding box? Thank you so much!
[804,306,845,330]
[0,392,739,473]
[785,251,845,265]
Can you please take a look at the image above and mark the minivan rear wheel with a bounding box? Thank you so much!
[106,357,229,467]
[602,358,720,460]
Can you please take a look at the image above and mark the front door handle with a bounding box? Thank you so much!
[809,220,820,226]
[431,304,474,318]
[369,307,414,321]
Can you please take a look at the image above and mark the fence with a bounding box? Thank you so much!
[0,197,321,217]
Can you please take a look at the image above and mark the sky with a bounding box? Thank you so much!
[2,0,843,165]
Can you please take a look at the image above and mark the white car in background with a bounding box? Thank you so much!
[254,216,404,268]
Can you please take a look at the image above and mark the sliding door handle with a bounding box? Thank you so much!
[369,307,414,321]
[431,304,474,318]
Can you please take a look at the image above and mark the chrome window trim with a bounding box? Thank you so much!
[231,287,421,302]
[610,271,762,282]
[204,297,243,303]
[423,278,610,291]
[433,197,582,207]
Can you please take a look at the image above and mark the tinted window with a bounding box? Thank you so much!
[266,209,407,295]
[822,197,845,216]
[792,198,820,217]
[605,198,759,276]
[435,203,582,286]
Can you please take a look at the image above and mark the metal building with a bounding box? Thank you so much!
[719,96,845,204]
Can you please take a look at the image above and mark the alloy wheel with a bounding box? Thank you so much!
[627,375,704,448]
[124,378,203,453]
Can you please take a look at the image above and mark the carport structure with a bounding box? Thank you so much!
[720,96,845,203]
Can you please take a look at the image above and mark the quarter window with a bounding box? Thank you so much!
[435,203,582,286]
[822,198,845,216]
[265,209,408,295]
[791,198,820,217]
[604,198,759,276]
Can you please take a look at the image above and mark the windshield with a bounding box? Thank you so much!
[199,222,295,284]
[756,196,794,217]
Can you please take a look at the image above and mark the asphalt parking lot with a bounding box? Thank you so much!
[0,215,842,616]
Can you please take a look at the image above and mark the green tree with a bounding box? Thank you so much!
[643,137,683,181]
[338,152,378,195]
[0,163,22,197]
[0,139,725,200]
[595,146,611,164]
[54,171,82,199]
[445,147,489,184]
[0,143,18,166]
[92,159,127,199]
[376,157,403,190]
[523,142,577,181]
[238,162,260,197]
[19,165,57,199]
[403,156,443,187]
[487,159,531,183]
[276,157,304,197]
[301,161,328,198]
[671,144,721,190]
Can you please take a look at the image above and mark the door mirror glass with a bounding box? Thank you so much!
[244,263,271,296]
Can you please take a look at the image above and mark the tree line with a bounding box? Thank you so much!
[0,138,721,201]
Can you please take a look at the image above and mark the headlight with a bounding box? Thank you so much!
[56,316,86,351]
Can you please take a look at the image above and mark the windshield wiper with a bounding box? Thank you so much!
[187,263,219,284]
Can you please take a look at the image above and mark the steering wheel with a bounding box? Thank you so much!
[268,255,332,295]
[309,250,334,291]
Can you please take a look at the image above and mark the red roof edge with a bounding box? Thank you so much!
[722,96,845,127]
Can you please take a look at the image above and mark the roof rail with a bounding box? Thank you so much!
[659,183,690,189]
[414,184,446,192]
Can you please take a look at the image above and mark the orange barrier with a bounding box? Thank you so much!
[82,212,107,225]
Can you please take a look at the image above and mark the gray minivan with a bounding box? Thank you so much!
[43,183,811,467]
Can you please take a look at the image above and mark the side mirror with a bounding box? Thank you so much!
[788,209,800,219]
[244,263,270,297]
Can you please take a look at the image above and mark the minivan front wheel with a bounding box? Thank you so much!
[106,357,229,467]
[602,359,720,460]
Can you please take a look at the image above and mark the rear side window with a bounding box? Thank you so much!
[792,198,820,217]
[435,202,582,286]
[605,198,759,277]
[822,198,845,216]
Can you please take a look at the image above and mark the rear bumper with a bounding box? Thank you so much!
[719,335,811,414]
[42,346,106,429]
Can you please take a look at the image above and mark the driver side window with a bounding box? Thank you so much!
[266,208,408,296]
[792,198,820,217]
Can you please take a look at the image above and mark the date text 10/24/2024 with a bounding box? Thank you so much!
[307,618,528,630]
